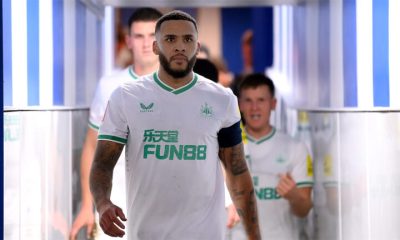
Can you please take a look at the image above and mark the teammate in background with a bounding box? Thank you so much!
[230,29,254,97]
[211,56,234,88]
[241,29,254,75]
[69,8,163,240]
[90,10,261,239]
[228,73,313,240]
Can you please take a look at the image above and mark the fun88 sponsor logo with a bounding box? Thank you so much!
[142,129,207,160]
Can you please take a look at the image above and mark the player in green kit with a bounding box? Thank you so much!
[89,10,261,240]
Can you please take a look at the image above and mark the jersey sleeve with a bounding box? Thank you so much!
[291,141,314,188]
[221,90,241,129]
[89,78,108,130]
[98,87,128,145]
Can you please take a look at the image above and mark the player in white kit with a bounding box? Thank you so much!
[227,73,313,240]
[90,10,261,240]
[69,8,162,240]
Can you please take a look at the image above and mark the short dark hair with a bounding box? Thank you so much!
[128,8,162,31]
[239,73,275,97]
[155,10,198,34]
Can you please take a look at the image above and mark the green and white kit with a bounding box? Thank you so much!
[99,72,241,239]
[229,128,313,240]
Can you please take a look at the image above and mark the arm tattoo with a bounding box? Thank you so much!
[90,140,124,207]
[221,143,261,239]
[232,188,245,200]
[236,189,260,238]
[230,144,248,175]
[219,143,249,176]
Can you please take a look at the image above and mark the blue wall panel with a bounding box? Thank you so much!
[3,0,12,106]
[318,0,330,107]
[342,0,358,107]
[252,8,274,73]
[27,0,40,106]
[75,1,86,105]
[372,0,389,107]
[222,8,252,74]
[53,0,64,105]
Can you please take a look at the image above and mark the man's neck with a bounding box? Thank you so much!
[245,124,273,140]
[157,68,193,89]
[132,63,159,76]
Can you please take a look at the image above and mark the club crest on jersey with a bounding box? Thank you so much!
[200,102,213,118]
[276,156,286,164]
[140,102,154,112]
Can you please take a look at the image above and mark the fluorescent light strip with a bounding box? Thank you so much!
[356,0,373,108]
[330,0,344,108]
[389,0,400,108]
[86,10,97,104]
[103,6,114,76]
[306,3,319,107]
[273,6,281,71]
[39,1,54,106]
[11,0,28,106]
[281,6,288,78]
[287,6,293,89]
[63,0,76,106]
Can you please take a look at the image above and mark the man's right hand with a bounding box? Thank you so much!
[98,201,127,238]
[69,206,96,240]
[226,203,241,229]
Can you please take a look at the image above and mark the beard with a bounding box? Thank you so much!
[159,53,197,78]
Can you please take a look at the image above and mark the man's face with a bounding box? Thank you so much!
[126,21,158,67]
[153,20,199,78]
[239,85,276,133]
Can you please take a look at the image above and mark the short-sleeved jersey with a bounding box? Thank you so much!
[99,72,241,240]
[230,127,313,240]
[89,66,139,130]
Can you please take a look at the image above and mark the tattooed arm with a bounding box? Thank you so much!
[89,140,127,238]
[219,142,261,240]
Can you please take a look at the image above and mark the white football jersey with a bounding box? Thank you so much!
[230,128,313,240]
[89,67,139,129]
[99,72,241,240]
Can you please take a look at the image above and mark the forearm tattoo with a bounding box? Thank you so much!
[230,144,248,175]
[219,143,249,176]
[90,140,124,207]
[237,189,260,239]
[220,143,261,239]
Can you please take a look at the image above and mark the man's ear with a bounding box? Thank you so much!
[271,97,278,110]
[196,42,201,55]
[153,41,159,55]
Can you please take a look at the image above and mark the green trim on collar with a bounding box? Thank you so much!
[153,72,197,94]
[129,66,139,79]
[154,72,174,92]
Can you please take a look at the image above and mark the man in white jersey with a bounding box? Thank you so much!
[69,8,162,240]
[90,10,261,240]
[228,73,313,240]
